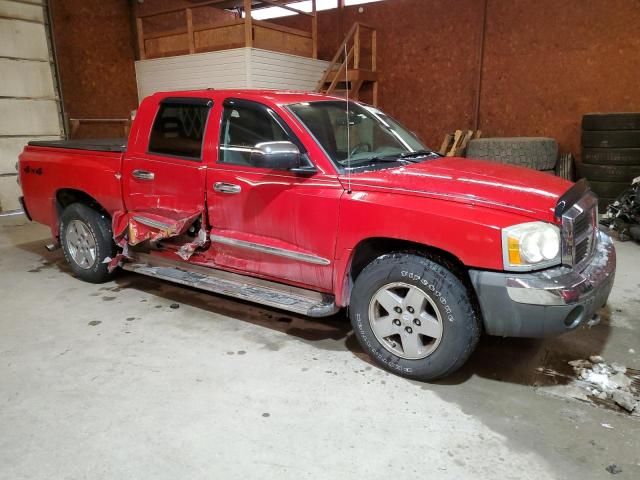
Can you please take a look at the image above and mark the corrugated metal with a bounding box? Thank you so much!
[134,47,329,100]
[0,0,63,211]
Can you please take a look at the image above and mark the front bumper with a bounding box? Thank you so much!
[469,230,616,337]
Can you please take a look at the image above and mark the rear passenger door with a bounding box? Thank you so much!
[122,97,212,242]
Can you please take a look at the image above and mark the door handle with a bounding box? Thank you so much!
[214,182,241,194]
[132,169,155,181]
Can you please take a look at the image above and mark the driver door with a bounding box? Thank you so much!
[206,98,343,292]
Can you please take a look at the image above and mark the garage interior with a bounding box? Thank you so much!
[1,0,639,478]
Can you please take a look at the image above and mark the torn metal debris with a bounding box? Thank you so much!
[600,176,640,242]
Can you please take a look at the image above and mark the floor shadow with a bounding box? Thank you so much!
[14,237,612,387]
[437,307,613,387]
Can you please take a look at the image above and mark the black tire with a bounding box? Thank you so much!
[581,130,640,148]
[588,180,632,199]
[466,137,558,170]
[577,163,640,182]
[60,203,116,283]
[582,113,640,131]
[555,153,575,181]
[582,148,640,166]
[349,253,480,381]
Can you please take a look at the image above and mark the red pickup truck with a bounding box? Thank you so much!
[18,90,616,380]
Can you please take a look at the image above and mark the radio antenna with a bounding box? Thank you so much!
[345,42,352,194]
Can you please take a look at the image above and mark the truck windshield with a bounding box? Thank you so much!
[287,100,437,170]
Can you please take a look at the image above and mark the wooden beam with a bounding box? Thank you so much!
[244,0,252,48]
[136,17,146,60]
[371,29,377,71]
[353,23,360,69]
[311,0,317,59]
[186,8,195,54]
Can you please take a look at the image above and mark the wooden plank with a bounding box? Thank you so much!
[193,19,244,33]
[457,130,474,155]
[252,20,311,38]
[354,23,360,69]
[136,17,146,60]
[143,26,188,41]
[186,8,195,54]
[311,0,317,59]
[144,33,190,59]
[243,0,252,48]
[447,130,463,156]
[254,24,312,57]
[195,24,245,53]
[439,133,452,155]
[371,29,377,72]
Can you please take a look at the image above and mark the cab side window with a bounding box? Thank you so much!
[148,99,211,160]
[219,101,290,166]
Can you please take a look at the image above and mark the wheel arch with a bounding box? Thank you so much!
[337,236,473,307]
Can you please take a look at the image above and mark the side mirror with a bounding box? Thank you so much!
[251,141,301,170]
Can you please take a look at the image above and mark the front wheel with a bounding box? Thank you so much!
[350,253,480,381]
[60,203,116,283]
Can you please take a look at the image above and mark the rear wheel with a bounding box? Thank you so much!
[60,203,116,283]
[350,253,480,381]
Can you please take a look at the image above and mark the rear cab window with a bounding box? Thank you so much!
[148,97,212,160]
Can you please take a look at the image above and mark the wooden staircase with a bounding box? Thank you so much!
[316,23,378,106]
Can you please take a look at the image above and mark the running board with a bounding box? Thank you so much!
[122,253,339,318]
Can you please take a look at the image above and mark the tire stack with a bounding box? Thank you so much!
[580,113,640,212]
[466,137,558,173]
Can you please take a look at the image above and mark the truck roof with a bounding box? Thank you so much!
[149,89,346,106]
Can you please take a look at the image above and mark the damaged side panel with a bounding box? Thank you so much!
[107,209,208,271]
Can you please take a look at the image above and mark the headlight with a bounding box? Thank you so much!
[502,222,561,271]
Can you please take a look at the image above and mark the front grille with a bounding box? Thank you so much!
[561,192,598,267]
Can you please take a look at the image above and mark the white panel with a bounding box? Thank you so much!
[0,136,59,173]
[249,49,329,91]
[0,175,22,211]
[0,0,44,23]
[0,58,56,98]
[135,48,249,101]
[0,18,49,60]
[0,99,61,136]
[134,47,330,100]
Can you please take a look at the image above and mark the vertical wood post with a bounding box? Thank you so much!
[186,8,195,54]
[311,0,317,59]
[371,29,377,71]
[244,0,253,48]
[136,17,146,60]
[353,23,360,69]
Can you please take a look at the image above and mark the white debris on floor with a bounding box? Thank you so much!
[566,357,639,413]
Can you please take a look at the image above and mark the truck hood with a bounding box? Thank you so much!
[339,157,573,221]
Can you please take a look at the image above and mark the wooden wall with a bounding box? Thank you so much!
[50,0,138,138]
[51,0,640,156]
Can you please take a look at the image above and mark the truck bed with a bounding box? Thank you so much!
[27,138,127,153]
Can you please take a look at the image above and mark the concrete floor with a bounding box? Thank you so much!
[0,217,638,480]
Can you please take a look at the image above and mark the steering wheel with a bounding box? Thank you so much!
[349,143,372,157]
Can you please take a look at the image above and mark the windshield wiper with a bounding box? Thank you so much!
[396,149,440,159]
[364,149,439,165]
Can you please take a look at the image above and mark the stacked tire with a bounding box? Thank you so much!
[466,137,558,173]
[580,113,640,212]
